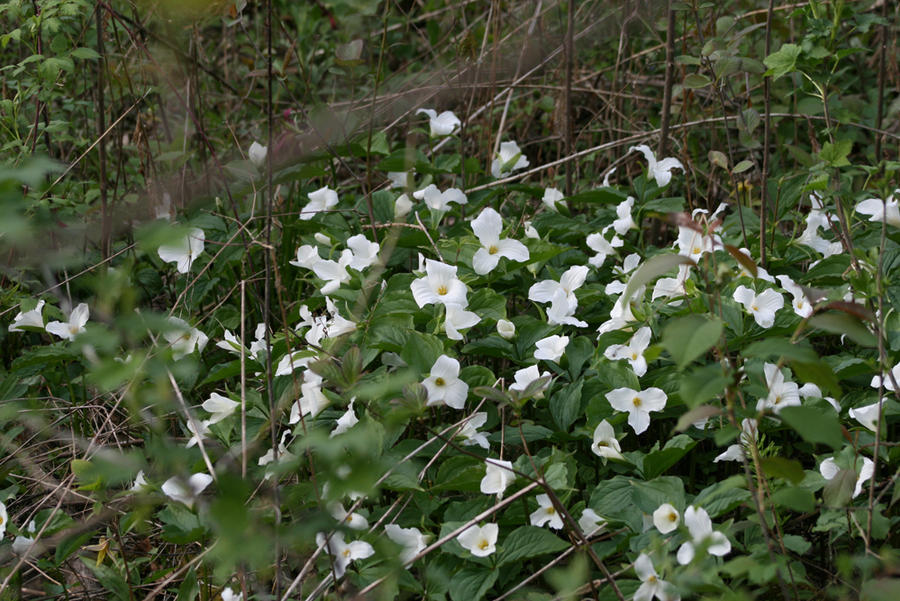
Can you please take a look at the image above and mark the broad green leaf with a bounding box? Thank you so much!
[549,378,583,431]
[679,363,729,408]
[642,435,697,479]
[742,337,818,363]
[82,559,131,601]
[763,43,801,79]
[823,468,856,507]
[449,567,498,601]
[809,312,877,347]
[622,254,695,305]
[818,140,853,167]
[732,159,754,174]
[860,579,900,601]
[683,73,711,88]
[779,405,845,450]
[662,314,723,370]
[759,457,805,484]
[772,486,816,513]
[497,526,570,566]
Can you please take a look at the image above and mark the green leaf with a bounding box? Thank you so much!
[82,558,131,601]
[790,360,842,398]
[176,568,199,601]
[732,160,754,174]
[742,337,818,363]
[549,378,583,431]
[468,288,507,321]
[622,254,695,305]
[448,567,498,601]
[642,435,697,479]
[708,150,728,169]
[823,468,856,507]
[497,526,570,566]
[779,406,845,450]
[673,405,722,433]
[782,534,812,555]
[70,47,101,60]
[55,530,95,565]
[861,579,900,601]
[808,312,877,347]
[759,457,805,484]
[771,486,816,513]
[683,73,711,88]
[679,363,730,408]
[819,139,853,167]
[763,43,801,79]
[662,314,723,370]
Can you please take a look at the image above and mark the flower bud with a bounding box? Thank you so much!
[496,319,515,339]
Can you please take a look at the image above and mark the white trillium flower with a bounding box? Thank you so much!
[634,553,680,601]
[221,587,242,601]
[316,531,374,579]
[579,508,606,537]
[161,473,213,508]
[528,265,589,326]
[480,459,515,496]
[470,208,530,274]
[444,303,481,340]
[612,196,637,235]
[422,354,469,409]
[164,317,209,359]
[675,225,718,260]
[289,370,330,422]
[491,140,529,178]
[274,350,314,377]
[345,234,380,271]
[776,275,813,318]
[820,456,875,499]
[849,399,885,432]
[185,418,212,448]
[799,382,840,412]
[714,418,757,463]
[733,285,784,328]
[387,171,409,189]
[523,220,540,239]
[534,334,569,363]
[301,186,339,220]
[586,228,624,267]
[411,259,468,308]
[248,141,267,167]
[45,303,90,341]
[457,523,498,557]
[394,193,413,218]
[385,524,428,565]
[416,108,461,136]
[202,393,239,425]
[629,144,684,188]
[606,386,667,435]
[0,501,7,538]
[496,318,516,339]
[330,399,359,437]
[856,193,900,228]
[530,494,564,530]
[676,506,731,564]
[413,184,467,216]
[870,361,900,392]
[158,228,205,274]
[311,249,353,295]
[131,470,151,492]
[289,244,322,270]
[509,364,551,398]
[604,326,652,377]
[652,503,680,534]
[258,430,295,470]
[651,265,692,305]
[8,300,45,332]
[736,248,776,282]
[12,519,36,555]
[457,412,489,449]
[590,419,623,460]
[330,502,368,530]
[542,187,566,211]
[757,363,800,414]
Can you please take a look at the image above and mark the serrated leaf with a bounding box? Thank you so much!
[819,139,853,167]
[662,314,723,370]
[763,43,801,79]
[779,406,844,450]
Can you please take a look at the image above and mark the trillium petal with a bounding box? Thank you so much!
[560,265,589,292]
[708,531,731,556]
[639,388,668,411]
[676,542,696,565]
[605,387,638,412]
[628,409,651,435]
[496,238,529,262]
[471,208,502,244]
[528,280,561,303]
[472,248,500,275]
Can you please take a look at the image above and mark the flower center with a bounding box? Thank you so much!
[632,396,642,407]
[630,352,638,361]
[668,512,677,522]
[435,377,446,387]
[478,539,490,550]
[692,246,701,254]
[488,245,499,255]
[647,575,657,584]
[751,305,759,312]
[546,506,555,514]
[774,395,782,405]
[597,441,609,447]
[69,325,79,335]
[437,285,448,296]
[342,548,351,558]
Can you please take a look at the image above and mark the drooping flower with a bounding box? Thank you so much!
[217,323,268,362]
[330,399,359,437]
[605,386,667,435]
[652,503,680,534]
[185,418,212,448]
[274,350,315,377]
[509,364,551,398]
[457,523,499,557]
[470,208,530,275]
[756,363,800,414]
[289,370,331,422]
[799,202,843,258]
[856,193,900,228]
[164,317,209,359]
[820,456,875,499]
[735,248,775,283]
[413,184,467,216]
[733,285,784,328]
[8,300,45,332]
[258,430,295,473]
[870,361,900,392]
[776,275,813,318]
[523,220,540,239]
[713,418,757,463]
[161,473,213,508]
[202,393,239,425]
[416,108,461,136]
[579,508,606,537]
[590,420,624,460]
[422,355,469,409]
[651,265,692,305]
[612,196,637,235]
[480,459,515,496]
[530,494,564,530]
[444,303,481,341]
[603,326,652,377]
[385,524,428,565]
[542,187,566,212]
[248,141,267,167]
[289,245,322,270]
[457,412,490,449]
[330,502,368,530]
[534,334,569,363]
[496,318,516,339]
[301,186,339,220]
[316,531,374,579]
[849,399,885,432]
[586,228,624,267]
[676,506,731,564]
[629,144,684,188]
[491,140,529,178]
[158,228,205,274]
[45,302,89,341]
[634,553,680,601]
[411,259,468,308]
